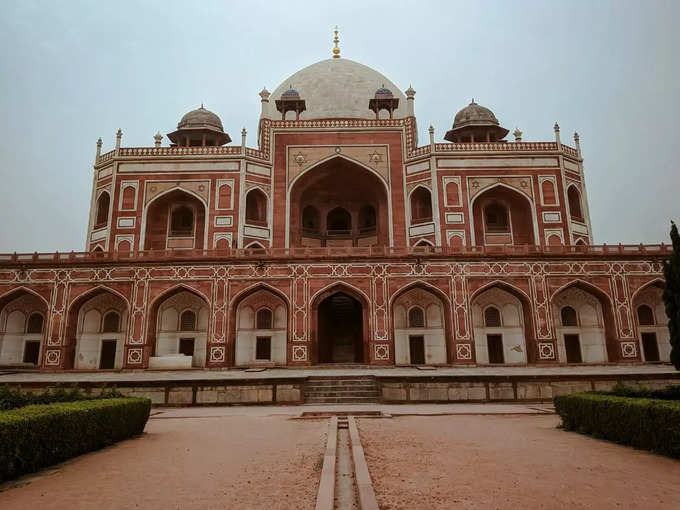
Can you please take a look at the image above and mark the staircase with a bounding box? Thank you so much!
[303,376,380,404]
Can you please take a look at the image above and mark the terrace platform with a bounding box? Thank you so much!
[2,364,677,406]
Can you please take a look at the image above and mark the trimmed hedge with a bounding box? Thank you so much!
[605,383,680,401]
[555,392,680,459]
[0,385,124,410]
[0,397,151,481]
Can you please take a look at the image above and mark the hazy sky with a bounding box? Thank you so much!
[0,0,678,252]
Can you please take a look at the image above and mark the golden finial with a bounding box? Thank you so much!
[332,26,340,59]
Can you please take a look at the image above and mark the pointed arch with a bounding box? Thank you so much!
[630,278,665,302]
[0,286,50,309]
[0,287,49,367]
[139,187,209,251]
[64,285,130,369]
[146,284,211,365]
[409,185,433,224]
[550,279,618,361]
[567,185,584,222]
[470,280,537,363]
[245,188,268,225]
[95,191,110,228]
[469,182,539,246]
[311,281,371,364]
[389,280,453,364]
[229,282,290,366]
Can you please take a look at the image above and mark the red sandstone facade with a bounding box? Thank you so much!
[0,56,671,370]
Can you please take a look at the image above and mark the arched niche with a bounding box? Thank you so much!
[149,288,209,368]
[245,188,268,226]
[567,186,584,222]
[0,290,47,366]
[633,282,670,362]
[289,157,389,248]
[471,285,530,364]
[68,289,128,370]
[392,286,449,365]
[552,287,608,364]
[143,189,206,251]
[233,288,288,366]
[472,186,536,246]
[95,191,110,228]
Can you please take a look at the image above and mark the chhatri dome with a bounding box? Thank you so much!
[270,30,408,120]
[444,100,509,143]
[167,104,231,147]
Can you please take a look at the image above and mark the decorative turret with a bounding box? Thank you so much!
[275,87,306,120]
[444,100,509,143]
[369,86,399,119]
[166,105,231,147]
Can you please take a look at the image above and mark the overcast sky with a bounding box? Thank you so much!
[0,0,678,252]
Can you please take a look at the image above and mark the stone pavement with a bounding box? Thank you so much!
[0,363,676,383]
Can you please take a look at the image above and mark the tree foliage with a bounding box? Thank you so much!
[663,221,680,370]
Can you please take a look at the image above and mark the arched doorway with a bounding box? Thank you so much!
[471,185,536,246]
[289,156,389,248]
[392,285,451,365]
[143,189,207,251]
[552,286,608,363]
[470,284,535,364]
[64,288,128,369]
[551,281,618,362]
[233,288,288,366]
[147,286,209,368]
[633,281,670,362]
[0,289,48,366]
[316,291,365,363]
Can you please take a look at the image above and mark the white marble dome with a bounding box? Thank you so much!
[271,58,407,120]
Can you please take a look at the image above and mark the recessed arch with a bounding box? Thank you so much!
[95,191,110,228]
[469,183,538,246]
[630,278,665,302]
[0,288,49,367]
[287,155,392,249]
[245,188,268,225]
[147,284,210,368]
[550,279,618,362]
[567,185,584,222]
[470,281,536,363]
[409,185,433,225]
[139,187,209,251]
[64,286,129,369]
[229,283,290,366]
[390,280,453,365]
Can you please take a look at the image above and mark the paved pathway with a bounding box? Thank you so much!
[0,364,676,383]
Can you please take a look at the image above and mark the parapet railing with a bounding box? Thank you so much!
[0,244,671,266]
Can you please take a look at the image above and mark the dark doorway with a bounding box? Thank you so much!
[409,335,425,364]
[99,340,117,369]
[564,334,582,363]
[487,334,504,364]
[317,292,363,363]
[641,333,660,362]
[256,336,271,360]
[179,338,195,357]
[23,341,40,364]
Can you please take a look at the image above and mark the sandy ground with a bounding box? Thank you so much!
[0,414,326,510]
[359,415,680,510]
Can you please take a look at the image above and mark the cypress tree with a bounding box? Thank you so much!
[663,221,680,370]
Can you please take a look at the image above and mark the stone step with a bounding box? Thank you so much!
[305,383,377,390]
[304,396,380,404]
[306,379,376,386]
[304,391,380,398]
